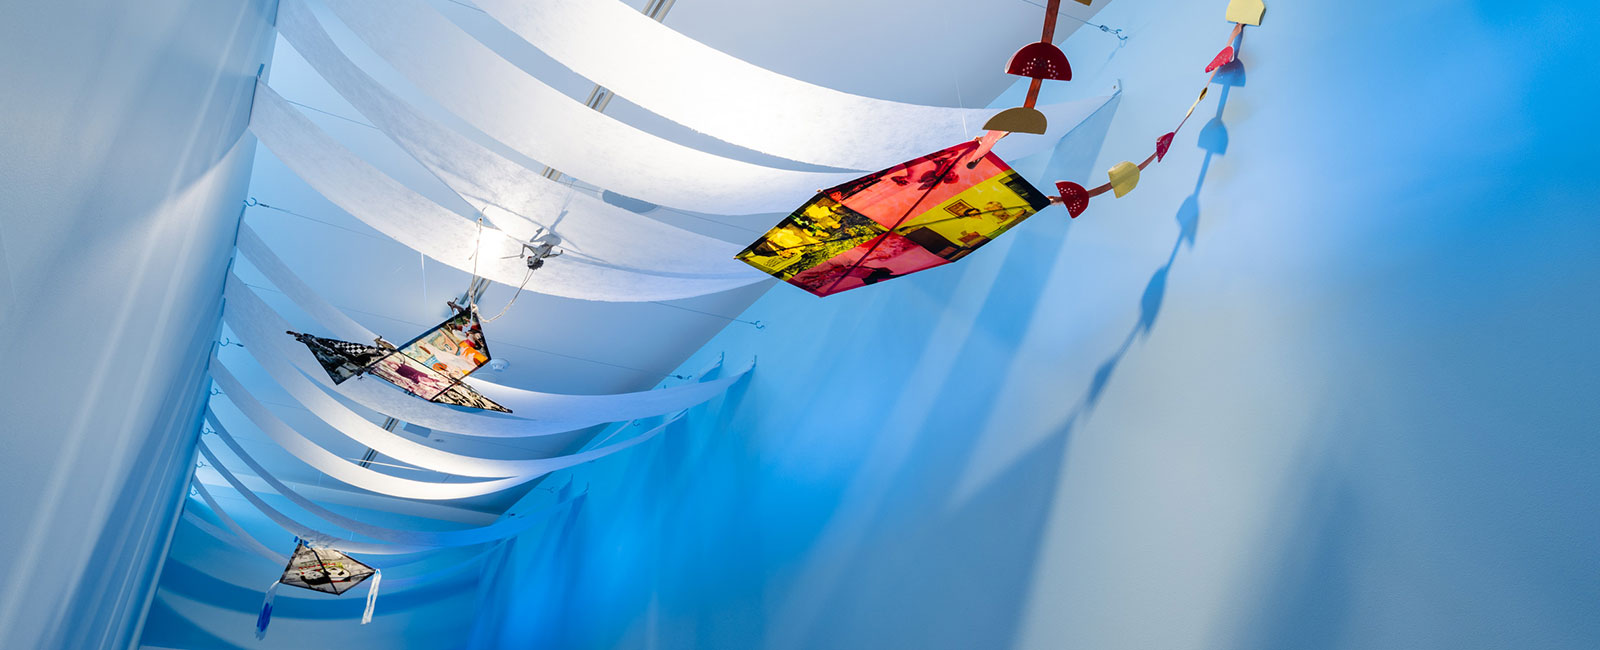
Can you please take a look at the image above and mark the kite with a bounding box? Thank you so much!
[256,540,381,639]
[289,303,511,412]
[737,140,1051,296]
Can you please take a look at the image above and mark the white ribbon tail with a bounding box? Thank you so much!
[362,570,382,624]
[256,579,280,640]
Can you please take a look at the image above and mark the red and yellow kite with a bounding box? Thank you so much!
[737,141,1051,296]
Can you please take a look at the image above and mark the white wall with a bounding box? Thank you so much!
[467,0,1600,648]
[0,1,276,647]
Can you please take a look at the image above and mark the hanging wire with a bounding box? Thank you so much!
[1015,0,1128,41]
[443,0,486,13]
[647,301,765,329]
[244,198,380,240]
[479,266,534,324]
[282,98,377,129]
[463,216,485,306]
[476,176,581,322]
[938,4,971,138]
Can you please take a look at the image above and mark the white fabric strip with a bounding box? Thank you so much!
[195,441,438,554]
[321,0,862,215]
[471,0,1112,170]
[187,476,509,571]
[225,251,753,436]
[204,409,613,547]
[235,226,375,341]
[275,0,763,279]
[182,510,288,565]
[248,83,765,302]
[358,543,499,590]
[191,481,290,564]
[210,359,675,499]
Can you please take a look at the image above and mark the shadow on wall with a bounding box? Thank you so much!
[443,0,1600,647]
[1088,57,1242,407]
[780,59,1246,650]
[465,80,1257,649]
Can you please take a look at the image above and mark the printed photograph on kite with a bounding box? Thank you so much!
[278,540,376,595]
[737,140,1051,296]
[256,540,381,639]
[288,303,511,412]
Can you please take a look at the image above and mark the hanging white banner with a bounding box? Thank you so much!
[203,413,603,546]
[276,0,763,278]
[196,441,438,553]
[248,83,766,302]
[189,481,291,564]
[209,360,674,499]
[470,0,1111,171]
[321,0,859,215]
[187,477,520,580]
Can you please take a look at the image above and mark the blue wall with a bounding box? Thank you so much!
[0,1,277,647]
[468,0,1600,648]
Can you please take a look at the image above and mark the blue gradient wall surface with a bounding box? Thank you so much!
[466,0,1600,649]
[0,1,277,647]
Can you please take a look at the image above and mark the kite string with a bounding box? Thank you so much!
[938,6,970,138]
[647,301,765,329]
[479,266,533,324]
[476,176,578,323]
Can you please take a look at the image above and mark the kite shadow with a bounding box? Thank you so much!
[771,75,1243,648]
[1083,57,1244,411]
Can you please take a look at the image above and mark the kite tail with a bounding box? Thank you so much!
[361,570,382,624]
[255,579,280,640]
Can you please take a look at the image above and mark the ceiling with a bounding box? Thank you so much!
[204,0,1113,521]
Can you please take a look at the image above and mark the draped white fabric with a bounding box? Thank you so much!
[276,0,762,278]
[183,510,286,564]
[190,474,520,577]
[322,0,860,215]
[210,360,674,499]
[229,238,753,435]
[249,83,765,302]
[196,441,438,554]
[234,227,373,344]
[204,411,600,546]
[472,0,1112,170]
[191,481,290,564]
